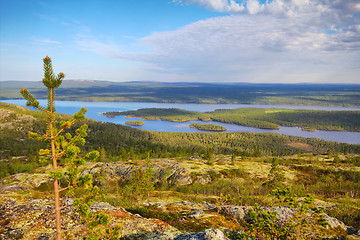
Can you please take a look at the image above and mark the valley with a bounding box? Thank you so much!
[1,101,360,239]
[1,81,360,107]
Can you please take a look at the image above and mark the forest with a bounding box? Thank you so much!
[104,107,360,131]
[189,123,227,131]
[125,120,146,126]
[1,102,359,179]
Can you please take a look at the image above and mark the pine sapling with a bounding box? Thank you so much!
[20,56,120,240]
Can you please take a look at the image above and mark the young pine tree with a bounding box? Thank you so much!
[20,56,120,240]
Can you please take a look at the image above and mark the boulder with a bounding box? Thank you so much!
[193,175,212,185]
[174,229,229,240]
[169,173,193,186]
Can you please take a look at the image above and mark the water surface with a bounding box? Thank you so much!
[2,100,360,144]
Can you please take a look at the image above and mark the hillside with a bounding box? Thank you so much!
[1,102,360,239]
[2,101,359,178]
[1,81,360,106]
[1,154,360,239]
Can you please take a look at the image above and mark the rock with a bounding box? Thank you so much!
[37,234,51,240]
[203,229,229,240]
[5,228,24,239]
[86,160,201,187]
[193,175,212,185]
[8,173,50,190]
[271,206,295,221]
[323,213,348,232]
[120,230,175,240]
[91,201,119,211]
[115,165,136,180]
[219,206,248,219]
[169,173,192,186]
[169,201,196,207]
[174,229,229,240]
[0,185,24,192]
[200,202,216,211]
[185,209,205,218]
[145,202,167,211]
[347,227,359,235]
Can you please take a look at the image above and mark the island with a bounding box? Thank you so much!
[103,108,360,132]
[125,121,145,126]
[189,123,227,131]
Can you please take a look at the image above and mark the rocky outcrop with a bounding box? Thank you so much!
[85,160,214,187]
[1,161,359,239]
[0,193,183,240]
[174,229,229,240]
[1,187,359,240]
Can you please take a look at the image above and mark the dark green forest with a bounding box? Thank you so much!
[1,102,359,178]
[189,123,227,131]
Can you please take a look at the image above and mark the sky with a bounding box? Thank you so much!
[0,0,359,83]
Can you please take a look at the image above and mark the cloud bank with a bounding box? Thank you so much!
[77,0,360,82]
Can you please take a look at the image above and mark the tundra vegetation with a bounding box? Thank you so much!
[0,58,360,239]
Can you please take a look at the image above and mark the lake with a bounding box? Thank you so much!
[2,99,360,145]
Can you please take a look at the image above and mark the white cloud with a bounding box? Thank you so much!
[76,0,360,83]
[247,0,264,14]
[31,37,62,45]
[174,0,245,13]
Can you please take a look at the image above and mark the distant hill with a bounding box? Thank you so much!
[1,80,359,106]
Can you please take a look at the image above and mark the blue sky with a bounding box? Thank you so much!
[0,0,359,83]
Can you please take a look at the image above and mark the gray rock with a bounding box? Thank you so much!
[37,234,51,240]
[193,175,212,185]
[220,205,351,233]
[0,185,24,192]
[121,230,175,240]
[270,206,294,221]
[200,202,216,211]
[115,164,135,180]
[91,201,119,211]
[169,173,193,186]
[323,213,347,231]
[219,206,249,219]
[169,201,196,207]
[174,229,229,240]
[185,209,205,218]
[5,228,24,240]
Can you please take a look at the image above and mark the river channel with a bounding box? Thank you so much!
[2,100,360,145]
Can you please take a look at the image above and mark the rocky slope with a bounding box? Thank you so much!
[1,158,359,239]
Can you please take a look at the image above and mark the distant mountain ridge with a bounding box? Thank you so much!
[1,80,359,106]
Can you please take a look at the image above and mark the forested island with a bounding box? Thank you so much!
[104,107,360,132]
[125,120,145,126]
[189,123,227,131]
